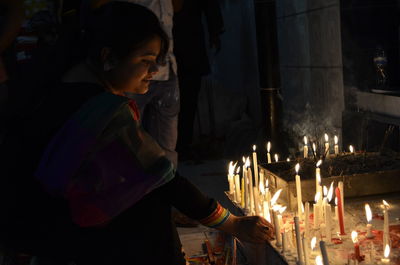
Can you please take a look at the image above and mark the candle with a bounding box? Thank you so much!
[365,203,374,239]
[338,181,344,220]
[295,163,303,218]
[263,200,271,223]
[266,141,272,164]
[334,197,339,220]
[228,161,235,196]
[240,173,245,208]
[273,210,282,247]
[316,160,322,195]
[304,202,310,239]
[334,135,339,155]
[383,200,390,248]
[259,170,264,193]
[324,198,332,243]
[381,244,390,263]
[304,136,309,158]
[320,240,330,265]
[274,153,279,163]
[351,231,361,262]
[234,167,241,204]
[315,256,323,265]
[314,192,321,229]
[335,187,345,235]
[247,159,255,214]
[324,133,330,155]
[294,217,304,265]
[349,145,354,153]
[252,145,259,193]
[282,231,288,254]
[242,158,249,210]
[302,234,310,265]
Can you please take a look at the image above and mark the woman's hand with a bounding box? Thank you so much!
[217,215,275,244]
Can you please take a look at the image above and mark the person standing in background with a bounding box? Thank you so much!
[173,0,224,159]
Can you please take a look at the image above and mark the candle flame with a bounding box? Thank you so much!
[315,256,323,265]
[274,154,279,162]
[253,145,256,151]
[266,179,269,188]
[279,206,287,214]
[236,167,240,174]
[311,236,317,250]
[270,189,282,206]
[351,231,358,243]
[334,135,338,145]
[335,197,338,206]
[242,156,246,163]
[272,204,281,212]
[327,182,334,202]
[245,157,251,168]
[324,133,329,142]
[286,158,290,162]
[384,244,390,258]
[316,160,322,168]
[313,143,317,152]
[295,163,300,174]
[260,182,265,195]
[349,145,354,153]
[267,141,271,152]
[315,192,321,203]
[304,136,308,145]
[323,186,328,197]
[228,161,237,176]
[383,200,390,208]
[365,204,372,223]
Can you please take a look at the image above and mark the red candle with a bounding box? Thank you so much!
[352,231,361,262]
[335,187,345,235]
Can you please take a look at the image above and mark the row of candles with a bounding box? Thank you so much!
[227,140,392,264]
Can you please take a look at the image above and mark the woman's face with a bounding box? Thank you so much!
[107,36,161,95]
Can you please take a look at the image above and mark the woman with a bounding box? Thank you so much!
[2,2,274,264]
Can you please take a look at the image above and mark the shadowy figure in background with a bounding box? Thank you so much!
[173,0,224,159]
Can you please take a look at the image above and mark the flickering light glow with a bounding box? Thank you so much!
[271,189,282,206]
[384,244,390,258]
[304,136,308,145]
[334,135,338,145]
[315,255,323,265]
[316,160,322,168]
[267,141,271,153]
[351,231,358,244]
[365,204,372,223]
[324,133,329,142]
[349,145,354,153]
[253,145,256,151]
[295,163,300,174]
[327,182,334,202]
[274,154,279,162]
[311,236,317,250]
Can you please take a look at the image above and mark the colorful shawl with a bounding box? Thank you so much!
[35,92,175,227]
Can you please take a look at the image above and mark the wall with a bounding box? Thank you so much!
[275,0,345,146]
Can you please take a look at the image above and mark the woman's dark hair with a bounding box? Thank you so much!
[86,2,169,65]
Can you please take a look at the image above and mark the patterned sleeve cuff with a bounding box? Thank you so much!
[199,203,231,228]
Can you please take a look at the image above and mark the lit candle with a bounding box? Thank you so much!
[246,157,255,214]
[381,244,390,263]
[240,169,245,208]
[349,145,354,154]
[262,186,271,222]
[334,135,339,155]
[334,197,339,220]
[273,206,282,247]
[324,133,330,155]
[304,136,309,158]
[314,192,321,229]
[338,181,344,221]
[383,200,390,248]
[267,141,272,164]
[252,145,259,193]
[294,217,304,265]
[351,231,361,262]
[302,234,310,265]
[304,202,310,239]
[316,160,322,195]
[335,187,345,235]
[365,203,374,239]
[234,165,241,204]
[320,240,330,265]
[242,157,249,210]
[228,161,235,196]
[295,163,303,218]
[259,170,264,193]
[324,182,334,243]
[274,153,279,163]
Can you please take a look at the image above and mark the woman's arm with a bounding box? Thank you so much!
[164,173,274,244]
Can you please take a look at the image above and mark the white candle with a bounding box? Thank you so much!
[324,198,332,243]
[316,160,322,195]
[294,217,304,265]
[304,136,309,158]
[242,158,248,210]
[383,200,390,248]
[334,135,339,155]
[338,181,344,220]
[324,133,330,155]
[234,172,241,203]
[263,200,271,223]
[267,141,272,164]
[302,234,310,265]
[228,161,235,196]
[365,203,374,239]
[273,211,282,247]
[282,231,288,254]
[304,202,310,239]
[253,186,260,215]
[314,192,321,229]
[247,164,255,214]
[295,163,303,218]
[252,145,259,193]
